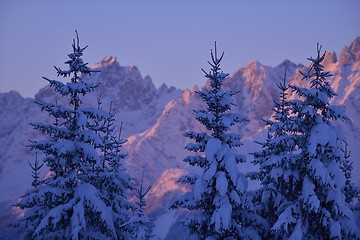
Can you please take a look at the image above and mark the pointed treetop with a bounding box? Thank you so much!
[299,43,333,89]
[134,171,152,214]
[276,67,289,104]
[201,42,229,92]
[210,41,224,66]
[201,42,227,78]
[71,30,88,58]
[53,30,98,81]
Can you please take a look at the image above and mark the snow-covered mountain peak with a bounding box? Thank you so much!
[243,60,265,76]
[89,57,147,87]
[34,56,155,110]
[158,83,169,92]
[229,60,261,79]
[0,91,25,108]
[349,36,360,56]
[322,51,337,67]
[338,36,360,65]
[247,60,262,67]
[277,59,300,70]
[90,55,118,69]
[230,61,274,98]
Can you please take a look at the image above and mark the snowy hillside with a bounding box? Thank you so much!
[0,37,360,238]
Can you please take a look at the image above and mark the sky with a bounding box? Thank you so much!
[0,0,359,98]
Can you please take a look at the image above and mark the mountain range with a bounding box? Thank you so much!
[0,37,359,239]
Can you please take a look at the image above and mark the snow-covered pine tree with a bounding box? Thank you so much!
[172,43,261,239]
[264,44,359,239]
[130,172,155,240]
[96,100,135,239]
[251,70,300,239]
[340,143,359,204]
[14,31,133,240]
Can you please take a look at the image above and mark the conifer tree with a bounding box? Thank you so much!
[254,44,359,239]
[130,172,155,240]
[96,100,135,239]
[340,143,359,204]
[14,31,133,240]
[252,70,300,239]
[172,43,261,239]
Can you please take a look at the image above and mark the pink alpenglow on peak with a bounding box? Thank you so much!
[91,56,118,69]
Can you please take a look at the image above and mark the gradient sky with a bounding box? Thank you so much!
[0,0,359,98]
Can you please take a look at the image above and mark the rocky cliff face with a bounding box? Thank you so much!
[1,37,359,238]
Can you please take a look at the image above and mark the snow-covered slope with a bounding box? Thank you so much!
[0,37,359,238]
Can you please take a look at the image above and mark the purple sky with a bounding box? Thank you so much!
[0,0,359,98]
